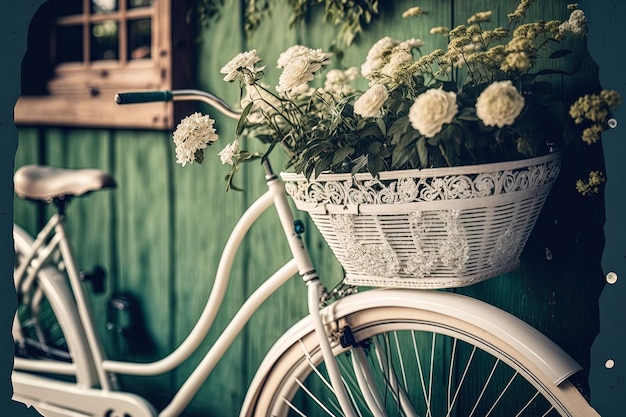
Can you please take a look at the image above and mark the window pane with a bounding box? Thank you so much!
[91,0,118,13]
[91,21,119,60]
[128,18,151,60]
[128,0,155,8]
[56,25,83,63]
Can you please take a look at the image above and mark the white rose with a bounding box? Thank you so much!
[409,89,458,138]
[276,56,316,94]
[354,84,389,118]
[476,80,525,128]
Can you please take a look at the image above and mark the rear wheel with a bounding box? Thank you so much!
[252,306,596,417]
[13,225,71,362]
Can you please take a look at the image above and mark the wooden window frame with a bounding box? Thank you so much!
[15,0,192,130]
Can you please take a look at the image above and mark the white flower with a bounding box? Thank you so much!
[398,38,425,50]
[476,80,525,128]
[276,47,332,94]
[402,6,424,18]
[559,9,588,36]
[381,49,414,78]
[220,50,266,84]
[409,89,458,138]
[277,56,316,94]
[276,45,311,69]
[324,67,359,95]
[354,84,389,118]
[361,37,398,78]
[218,140,239,165]
[172,112,219,167]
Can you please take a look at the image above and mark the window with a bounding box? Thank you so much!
[15,0,192,129]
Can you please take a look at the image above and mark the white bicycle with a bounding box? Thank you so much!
[12,89,599,417]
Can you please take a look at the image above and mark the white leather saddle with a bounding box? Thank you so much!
[14,165,116,201]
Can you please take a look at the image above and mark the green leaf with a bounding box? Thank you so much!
[392,141,416,169]
[389,116,411,138]
[549,49,573,59]
[417,136,428,167]
[367,153,386,177]
[236,102,254,136]
[351,155,368,174]
[332,146,355,165]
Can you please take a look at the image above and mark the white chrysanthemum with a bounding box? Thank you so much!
[409,89,458,138]
[354,84,389,118]
[218,140,239,165]
[172,112,219,167]
[220,50,266,84]
[476,80,525,128]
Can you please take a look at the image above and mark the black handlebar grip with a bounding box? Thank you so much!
[115,91,173,105]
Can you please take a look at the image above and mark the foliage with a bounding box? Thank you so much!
[194,0,379,46]
[176,0,621,192]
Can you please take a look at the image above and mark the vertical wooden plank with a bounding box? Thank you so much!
[111,130,174,404]
[42,128,118,361]
[168,1,247,414]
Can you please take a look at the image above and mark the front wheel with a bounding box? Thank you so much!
[249,304,597,417]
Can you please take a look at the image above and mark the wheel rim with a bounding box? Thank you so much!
[260,309,578,417]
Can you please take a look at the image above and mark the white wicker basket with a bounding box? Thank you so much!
[281,152,561,289]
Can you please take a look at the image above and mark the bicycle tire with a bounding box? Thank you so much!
[248,303,597,417]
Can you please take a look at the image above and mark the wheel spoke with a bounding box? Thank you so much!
[254,307,593,417]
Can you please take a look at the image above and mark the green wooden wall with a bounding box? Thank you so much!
[14,0,605,415]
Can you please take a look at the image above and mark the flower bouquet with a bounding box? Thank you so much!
[172,0,621,288]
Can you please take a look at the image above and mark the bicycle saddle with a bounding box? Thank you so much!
[14,165,116,201]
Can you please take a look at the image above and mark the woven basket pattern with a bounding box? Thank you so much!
[281,153,561,289]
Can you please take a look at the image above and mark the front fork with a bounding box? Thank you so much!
[306,277,360,417]
[264,162,359,417]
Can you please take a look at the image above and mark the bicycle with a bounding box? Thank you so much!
[11,88,599,417]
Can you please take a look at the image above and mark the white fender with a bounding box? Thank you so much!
[241,288,581,416]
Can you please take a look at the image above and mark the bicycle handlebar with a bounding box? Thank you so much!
[115,89,242,120]
[115,91,173,104]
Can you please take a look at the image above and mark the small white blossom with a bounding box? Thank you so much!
[409,89,458,138]
[218,140,239,165]
[220,50,266,84]
[354,84,389,118]
[172,113,219,167]
[559,9,587,36]
[398,38,425,50]
[476,80,525,128]
[402,6,424,18]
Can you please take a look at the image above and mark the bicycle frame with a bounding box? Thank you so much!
[13,157,358,417]
[13,89,589,417]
